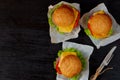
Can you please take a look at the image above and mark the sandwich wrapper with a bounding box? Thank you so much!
[48,1,81,43]
[80,3,120,49]
[56,42,94,80]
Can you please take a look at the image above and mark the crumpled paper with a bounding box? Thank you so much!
[48,1,81,43]
[56,42,94,80]
[80,3,120,49]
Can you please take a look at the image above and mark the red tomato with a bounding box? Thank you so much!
[88,23,91,29]
[74,11,80,28]
[88,20,93,35]
[56,59,62,74]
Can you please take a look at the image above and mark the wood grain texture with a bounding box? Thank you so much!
[0,0,120,80]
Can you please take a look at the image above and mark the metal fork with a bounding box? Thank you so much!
[90,46,117,80]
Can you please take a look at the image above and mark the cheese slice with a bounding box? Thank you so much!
[58,52,77,67]
[93,10,105,16]
[58,8,79,33]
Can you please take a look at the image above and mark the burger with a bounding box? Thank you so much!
[54,48,86,80]
[85,10,112,39]
[48,3,80,33]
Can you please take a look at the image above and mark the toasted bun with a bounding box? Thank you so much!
[88,13,112,38]
[59,55,82,78]
[52,4,75,27]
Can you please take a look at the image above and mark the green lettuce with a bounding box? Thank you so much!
[69,74,80,80]
[108,28,113,36]
[84,28,97,39]
[84,28,91,36]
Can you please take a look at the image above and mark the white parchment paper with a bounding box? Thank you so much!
[48,1,81,43]
[80,3,120,49]
[56,42,94,80]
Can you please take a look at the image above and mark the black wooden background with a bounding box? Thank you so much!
[0,0,120,80]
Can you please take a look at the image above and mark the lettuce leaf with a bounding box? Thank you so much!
[84,28,97,39]
[84,28,91,36]
[108,28,113,36]
[69,74,80,80]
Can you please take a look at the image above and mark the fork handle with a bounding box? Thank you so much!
[90,67,102,80]
[90,72,100,80]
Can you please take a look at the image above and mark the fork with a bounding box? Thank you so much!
[90,46,117,80]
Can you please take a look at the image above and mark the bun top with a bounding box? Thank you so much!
[88,11,112,38]
[52,4,75,27]
[59,55,82,78]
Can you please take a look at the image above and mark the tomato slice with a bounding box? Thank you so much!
[87,16,94,35]
[88,23,91,30]
[56,58,62,74]
[87,23,94,35]
[74,11,80,28]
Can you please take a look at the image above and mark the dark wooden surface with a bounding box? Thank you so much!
[0,0,120,80]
